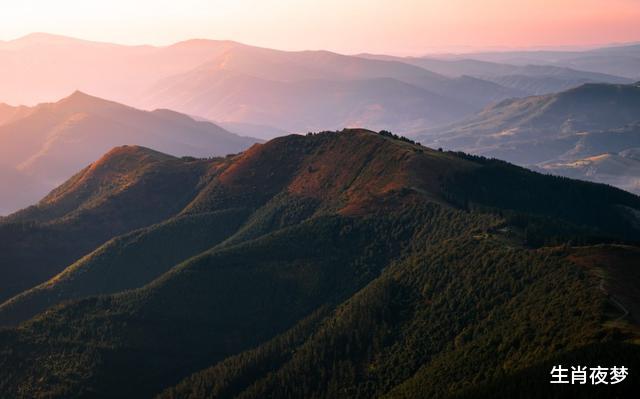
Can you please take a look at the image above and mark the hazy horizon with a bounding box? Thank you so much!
[0,1,639,215]
[2,31,639,57]
[1,0,639,56]
[1,3,640,398]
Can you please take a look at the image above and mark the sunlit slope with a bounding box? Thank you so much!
[0,91,257,214]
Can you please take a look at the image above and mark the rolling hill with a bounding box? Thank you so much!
[446,43,640,80]
[0,91,258,215]
[0,145,212,304]
[0,129,638,398]
[2,33,636,139]
[0,33,236,106]
[138,71,475,133]
[136,42,523,133]
[537,152,640,194]
[417,82,640,193]
[0,33,525,135]
[358,54,631,95]
[0,104,33,125]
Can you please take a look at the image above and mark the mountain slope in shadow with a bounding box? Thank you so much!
[0,145,212,304]
[0,130,638,398]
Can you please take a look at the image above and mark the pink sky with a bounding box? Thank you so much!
[1,0,639,54]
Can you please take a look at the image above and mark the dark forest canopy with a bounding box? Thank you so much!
[0,129,639,398]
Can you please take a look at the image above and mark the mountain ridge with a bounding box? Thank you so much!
[0,129,638,398]
[357,53,631,95]
[415,82,640,193]
[0,91,258,215]
[0,32,528,135]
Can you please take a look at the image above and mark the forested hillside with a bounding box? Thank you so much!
[0,130,638,398]
[417,82,640,194]
[0,146,211,303]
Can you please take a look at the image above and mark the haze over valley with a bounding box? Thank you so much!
[0,89,258,214]
[1,1,640,396]
[1,33,639,214]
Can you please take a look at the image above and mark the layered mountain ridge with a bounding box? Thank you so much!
[0,144,213,304]
[3,33,633,140]
[0,91,258,215]
[358,53,632,95]
[417,82,640,194]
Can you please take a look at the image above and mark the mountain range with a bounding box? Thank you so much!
[417,82,640,194]
[0,129,638,398]
[2,33,635,138]
[442,43,640,80]
[0,91,258,215]
[358,54,632,95]
[1,34,640,397]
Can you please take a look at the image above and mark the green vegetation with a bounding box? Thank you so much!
[0,129,639,398]
[160,239,609,399]
[0,208,251,326]
[442,155,640,244]
[0,147,210,304]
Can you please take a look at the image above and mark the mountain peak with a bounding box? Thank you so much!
[1,123,640,399]
[39,146,178,209]
[10,32,85,46]
[64,90,98,100]
[97,145,176,164]
[52,90,122,111]
[7,32,116,48]
[79,145,178,180]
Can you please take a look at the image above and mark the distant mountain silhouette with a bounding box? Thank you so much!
[0,130,639,398]
[0,104,33,126]
[0,33,237,106]
[0,164,42,216]
[358,53,631,94]
[136,41,527,132]
[0,33,525,134]
[0,33,635,136]
[537,152,640,194]
[0,91,258,215]
[447,43,640,80]
[417,83,640,193]
[141,71,476,133]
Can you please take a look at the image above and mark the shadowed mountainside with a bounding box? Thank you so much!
[0,145,212,303]
[0,129,639,398]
